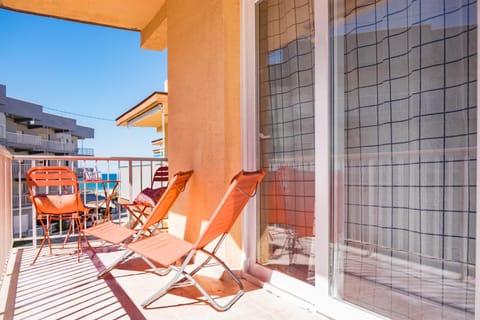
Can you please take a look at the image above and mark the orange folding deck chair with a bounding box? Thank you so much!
[121,165,169,228]
[84,170,193,278]
[125,169,265,311]
[26,166,92,265]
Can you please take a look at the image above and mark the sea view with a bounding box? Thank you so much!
[79,172,118,191]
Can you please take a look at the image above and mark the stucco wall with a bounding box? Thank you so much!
[166,0,242,266]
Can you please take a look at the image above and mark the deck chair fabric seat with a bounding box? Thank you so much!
[127,233,194,267]
[123,169,266,311]
[85,170,192,244]
[83,170,193,277]
[85,221,137,245]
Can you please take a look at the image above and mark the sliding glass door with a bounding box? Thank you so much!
[245,0,477,318]
[331,1,477,319]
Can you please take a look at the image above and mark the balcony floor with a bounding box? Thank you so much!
[0,240,328,320]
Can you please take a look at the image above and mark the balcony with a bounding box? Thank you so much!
[0,149,326,320]
[76,147,95,156]
[5,131,90,155]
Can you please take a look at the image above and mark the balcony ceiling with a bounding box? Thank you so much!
[0,0,168,50]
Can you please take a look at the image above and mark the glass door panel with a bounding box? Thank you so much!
[256,0,316,284]
[331,1,476,319]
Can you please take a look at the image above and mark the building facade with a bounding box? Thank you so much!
[0,1,477,319]
[0,84,94,156]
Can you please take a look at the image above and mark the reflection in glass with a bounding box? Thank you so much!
[331,1,476,319]
[256,0,316,284]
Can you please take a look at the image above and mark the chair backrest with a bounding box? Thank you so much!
[194,169,266,250]
[151,166,169,189]
[26,166,85,215]
[142,170,193,231]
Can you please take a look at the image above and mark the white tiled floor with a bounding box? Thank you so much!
[0,242,329,320]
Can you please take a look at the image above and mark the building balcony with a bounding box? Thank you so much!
[4,131,91,155]
[0,148,325,320]
[76,147,95,156]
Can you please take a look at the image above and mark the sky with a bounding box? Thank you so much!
[0,9,167,157]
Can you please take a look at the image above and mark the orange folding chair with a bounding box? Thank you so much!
[121,165,169,228]
[84,170,193,278]
[125,169,265,311]
[26,166,92,265]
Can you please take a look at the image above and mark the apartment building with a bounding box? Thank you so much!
[0,83,94,156]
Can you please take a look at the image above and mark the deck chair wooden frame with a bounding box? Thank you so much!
[84,170,193,278]
[121,165,169,229]
[26,166,91,265]
[150,165,169,188]
[125,169,266,311]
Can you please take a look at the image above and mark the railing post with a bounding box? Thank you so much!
[128,159,133,204]
[17,159,22,239]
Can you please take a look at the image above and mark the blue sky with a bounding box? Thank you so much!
[0,9,167,157]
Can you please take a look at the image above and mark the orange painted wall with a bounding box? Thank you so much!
[166,0,243,266]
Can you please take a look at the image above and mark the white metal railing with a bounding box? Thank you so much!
[42,139,76,153]
[6,131,42,147]
[9,155,168,245]
[0,146,12,290]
